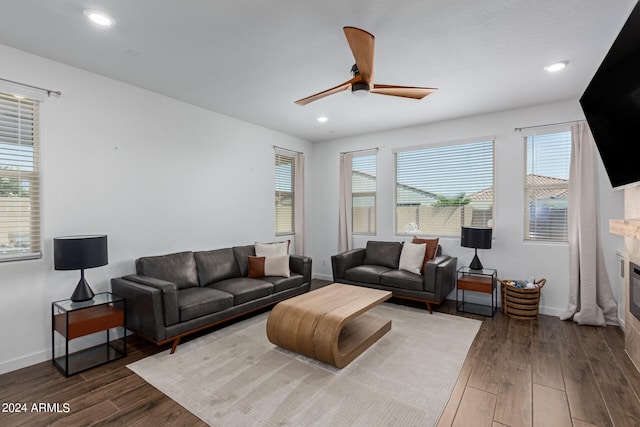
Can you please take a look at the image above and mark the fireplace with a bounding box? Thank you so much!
[631,262,640,321]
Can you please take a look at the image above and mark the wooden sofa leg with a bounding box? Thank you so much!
[425,302,433,314]
[170,337,181,354]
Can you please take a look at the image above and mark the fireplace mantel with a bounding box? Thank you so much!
[610,219,640,240]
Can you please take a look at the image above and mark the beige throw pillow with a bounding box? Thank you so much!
[255,241,289,257]
[399,242,427,275]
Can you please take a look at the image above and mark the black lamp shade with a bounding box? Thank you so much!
[460,227,492,249]
[54,235,108,270]
[461,227,492,270]
[54,235,108,302]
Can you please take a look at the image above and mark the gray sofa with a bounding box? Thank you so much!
[111,245,311,353]
[331,241,456,312]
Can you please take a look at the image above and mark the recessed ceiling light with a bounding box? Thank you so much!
[544,61,568,72]
[84,10,114,27]
[317,116,328,123]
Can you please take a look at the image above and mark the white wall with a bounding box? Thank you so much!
[0,43,626,375]
[308,100,625,317]
[0,44,313,374]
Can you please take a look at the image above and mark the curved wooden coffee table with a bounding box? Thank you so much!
[266,283,392,368]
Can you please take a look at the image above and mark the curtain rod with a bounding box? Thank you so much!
[340,147,379,155]
[514,119,582,132]
[273,145,303,155]
[0,77,62,97]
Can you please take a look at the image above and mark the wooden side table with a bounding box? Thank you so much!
[52,292,126,376]
[456,267,497,317]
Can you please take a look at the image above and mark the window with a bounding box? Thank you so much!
[395,139,494,236]
[275,151,295,234]
[0,93,41,261]
[524,130,570,242]
[352,153,376,234]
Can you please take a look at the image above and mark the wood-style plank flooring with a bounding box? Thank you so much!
[1,279,639,426]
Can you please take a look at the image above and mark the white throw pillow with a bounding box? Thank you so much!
[264,255,290,278]
[399,242,427,275]
[255,241,289,257]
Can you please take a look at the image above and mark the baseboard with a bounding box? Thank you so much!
[313,273,333,281]
[0,350,50,375]
[538,305,565,317]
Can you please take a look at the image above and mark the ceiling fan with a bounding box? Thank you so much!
[295,26,437,106]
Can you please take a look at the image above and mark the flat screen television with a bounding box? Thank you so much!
[580,1,640,189]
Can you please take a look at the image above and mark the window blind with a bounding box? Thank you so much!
[0,93,41,261]
[352,153,376,234]
[275,152,295,235]
[395,139,494,236]
[524,131,570,242]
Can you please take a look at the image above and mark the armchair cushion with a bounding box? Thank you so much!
[381,269,423,291]
[363,241,403,269]
[344,265,392,284]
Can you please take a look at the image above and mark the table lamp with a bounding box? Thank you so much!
[460,226,492,270]
[54,235,108,302]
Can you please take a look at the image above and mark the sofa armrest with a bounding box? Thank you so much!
[120,274,180,326]
[111,277,168,342]
[423,255,457,302]
[331,248,366,281]
[290,255,312,284]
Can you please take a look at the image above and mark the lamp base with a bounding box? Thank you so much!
[70,275,95,302]
[469,253,484,271]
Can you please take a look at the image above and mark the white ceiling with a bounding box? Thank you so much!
[0,0,636,142]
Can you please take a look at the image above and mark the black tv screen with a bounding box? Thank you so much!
[580,1,640,189]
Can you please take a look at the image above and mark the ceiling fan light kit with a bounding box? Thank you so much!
[351,81,370,96]
[295,26,437,105]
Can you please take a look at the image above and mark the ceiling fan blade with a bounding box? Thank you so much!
[371,84,438,99]
[343,26,375,84]
[294,77,360,105]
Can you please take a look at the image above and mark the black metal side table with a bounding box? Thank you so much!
[52,292,126,376]
[456,266,497,317]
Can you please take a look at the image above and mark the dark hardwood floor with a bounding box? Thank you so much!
[1,279,639,426]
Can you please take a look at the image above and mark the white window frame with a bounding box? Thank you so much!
[0,91,42,262]
[523,127,571,243]
[275,150,295,236]
[351,151,377,235]
[393,137,495,237]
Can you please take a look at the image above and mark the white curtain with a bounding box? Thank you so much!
[560,121,617,326]
[338,153,353,253]
[294,153,304,255]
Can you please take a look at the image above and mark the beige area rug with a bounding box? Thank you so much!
[128,304,481,427]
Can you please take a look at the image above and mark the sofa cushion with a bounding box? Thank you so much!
[380,269,423,292]
[344,265,392,285]
[399,242,426,275]
[177,287,234,322]
[135,251,198,290]
[363,241,403,269]
[194,248,241,286]
[232,245,256,277]
[248,255,290,278]
[261,273,305,293]
[209,277,274,305]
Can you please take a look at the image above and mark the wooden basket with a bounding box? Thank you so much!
[498,278,546,320]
